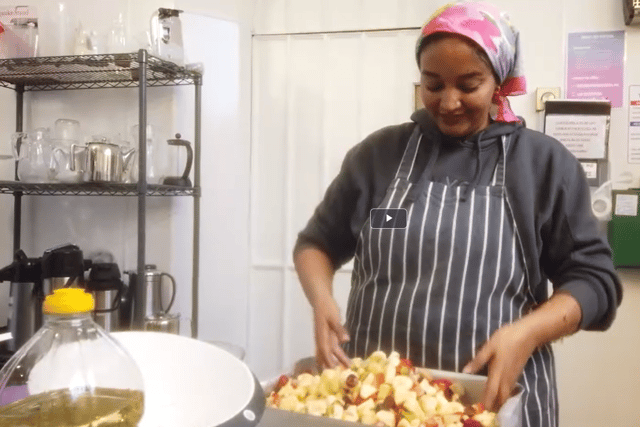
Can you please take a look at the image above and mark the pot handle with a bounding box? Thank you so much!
[69,143,85,172]
[167,133,193,182]
[160,272,177,314]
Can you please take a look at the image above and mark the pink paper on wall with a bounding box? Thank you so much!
[567,31,625,108]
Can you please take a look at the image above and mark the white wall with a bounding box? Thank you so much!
[250,0,640,425]
[177,9,253,349]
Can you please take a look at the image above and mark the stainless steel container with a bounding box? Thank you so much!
[143,313,179,334]
[7,282,39,352]
[93,289,119,331]
[142,264,176,317]
[71,140,135,182]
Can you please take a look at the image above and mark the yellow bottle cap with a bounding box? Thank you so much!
[43,288,95,314]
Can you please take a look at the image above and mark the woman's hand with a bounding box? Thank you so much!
[463,291,582,411]
[462,321,537,411]
[294,245,352,369]
[313,295,351,369]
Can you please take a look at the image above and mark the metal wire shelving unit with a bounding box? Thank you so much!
[0,52,199,90]
[0,50,202,335]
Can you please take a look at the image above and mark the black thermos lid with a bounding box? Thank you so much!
[41,244,85,279]
[86,262,122,291]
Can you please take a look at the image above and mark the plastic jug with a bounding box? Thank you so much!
[0,288,145,426]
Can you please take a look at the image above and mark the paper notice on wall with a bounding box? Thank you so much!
[614,193,639,216]
[544,114,608,159]
[628,86,640,164]
[566,31,625,108]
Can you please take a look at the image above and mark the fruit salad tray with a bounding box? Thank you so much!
[259,352,523,427]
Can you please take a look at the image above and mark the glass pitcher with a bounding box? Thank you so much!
[11,130,56,183]
[51,139,84,183]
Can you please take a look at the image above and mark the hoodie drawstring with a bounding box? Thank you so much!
[461,129,486,202]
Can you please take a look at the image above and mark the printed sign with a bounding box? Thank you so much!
[628,86,640,164]
[567,31,625,108]
[544,114,608,159]
[614,193,639,217]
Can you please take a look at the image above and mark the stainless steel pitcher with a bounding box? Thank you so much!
[71,139,135,182]
[142,264,176,317]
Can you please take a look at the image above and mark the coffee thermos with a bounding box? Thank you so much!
[85,262,125,332]
[124,265,178,333]
[0,245,180,355]
[0,244,89,351]
[0,250,41,352]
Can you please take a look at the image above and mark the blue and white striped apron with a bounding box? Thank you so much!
[343,126,558,427]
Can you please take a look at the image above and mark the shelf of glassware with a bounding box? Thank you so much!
[0,181,199,196]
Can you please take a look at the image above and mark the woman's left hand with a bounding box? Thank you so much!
[462,321,538,412]
[463,291,582,411]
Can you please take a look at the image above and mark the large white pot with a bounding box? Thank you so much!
[112,331,264,427]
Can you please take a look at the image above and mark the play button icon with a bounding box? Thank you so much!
[370,208,407,229]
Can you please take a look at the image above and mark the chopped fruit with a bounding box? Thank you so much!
[377,383,393,403]
[376,409,396,427]
[381,394,396,411]
[321,368,341,395]
[343,405,359,422]
[450,382,465,398]
[360,383,377,399]
[266,351,498,427]
[432,379,453,400]
[392,375,414,391]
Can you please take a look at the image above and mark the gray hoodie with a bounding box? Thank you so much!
[296,109,622,331]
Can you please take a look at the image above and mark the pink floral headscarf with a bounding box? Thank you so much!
[416,1,526,123]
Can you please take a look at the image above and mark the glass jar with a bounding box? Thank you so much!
[0,288,144,426]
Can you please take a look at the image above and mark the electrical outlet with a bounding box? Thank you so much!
[536,87,561,111]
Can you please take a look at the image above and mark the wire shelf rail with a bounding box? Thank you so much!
[0,181,199,196]
[0,52,200,91]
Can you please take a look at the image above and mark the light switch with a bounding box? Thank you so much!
[536,87,561,111]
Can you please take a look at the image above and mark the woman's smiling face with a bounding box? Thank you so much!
[419,35,499,138]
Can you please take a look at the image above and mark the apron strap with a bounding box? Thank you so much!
[491,134,510,187]
[394,125,424,181]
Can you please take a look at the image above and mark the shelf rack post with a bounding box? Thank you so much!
[13,84,23,252]
[134,49,149,330]
[192,75,202,338]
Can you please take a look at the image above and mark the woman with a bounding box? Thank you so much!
[293,2,622,426]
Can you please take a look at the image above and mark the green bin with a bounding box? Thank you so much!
[608,189,640,267]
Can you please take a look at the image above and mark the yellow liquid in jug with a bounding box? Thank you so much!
[0,387,144,427]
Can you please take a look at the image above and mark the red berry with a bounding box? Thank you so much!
[463,419,483,427]
[274,374,289,393]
